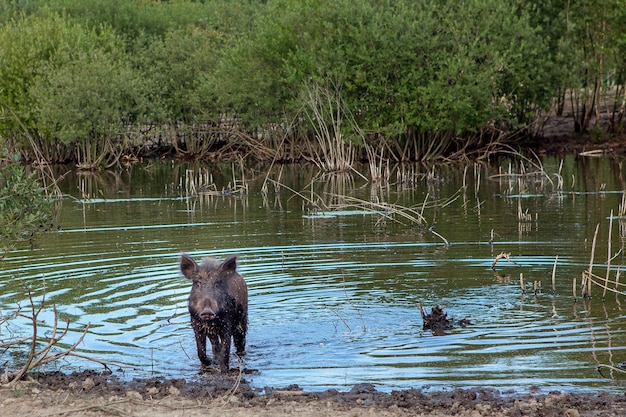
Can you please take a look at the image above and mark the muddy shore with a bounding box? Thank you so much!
[0,369,624,417]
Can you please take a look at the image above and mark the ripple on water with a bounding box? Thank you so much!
[1,172,625,393]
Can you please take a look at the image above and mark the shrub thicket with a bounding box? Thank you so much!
[212,0,560,158]
[0,0,624,165]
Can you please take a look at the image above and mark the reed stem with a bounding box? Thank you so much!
[586,223,600,298]
[551,256,558,294]
[603,210,613,300]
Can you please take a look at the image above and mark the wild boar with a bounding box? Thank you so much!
[180,254,248,373]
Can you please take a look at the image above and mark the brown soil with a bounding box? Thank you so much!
[2,370,626,417]
[523,114,626,157]
[525,133,626,157]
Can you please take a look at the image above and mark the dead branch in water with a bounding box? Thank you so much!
[597,363,626,380]
[1,285,110,386]
[491,252,522,269]
[342,271,366,333]
[582,224,600,298]
[551,256,558,294]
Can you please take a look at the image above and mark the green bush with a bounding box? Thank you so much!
[29,45,148,143]
[0,13,152,165]
[1,0,623,162]
[133,27,223,123]
[35,0,259,41]
[0,13,80,141]
[0,160,55,254]
[211,0,557,157]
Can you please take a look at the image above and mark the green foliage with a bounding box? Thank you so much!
[0,12,153,165]
[0,160,55,254]
[133,27,223,122]
[213,0,556,147]
[0,0,624,162]
[34,0,259,41]
[30,44,148,146]
[0,13,78,140]
[0,1,260,163]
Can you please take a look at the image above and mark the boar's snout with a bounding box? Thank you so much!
[199,307,216,320]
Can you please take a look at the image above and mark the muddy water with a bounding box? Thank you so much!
[2,156,626,393]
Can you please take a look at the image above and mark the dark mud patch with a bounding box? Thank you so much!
[5,370,625,417]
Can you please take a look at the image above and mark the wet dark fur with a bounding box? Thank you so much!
[180,254,248,373]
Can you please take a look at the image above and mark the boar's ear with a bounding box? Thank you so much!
[221,256,238,273]
[180,254,198,280]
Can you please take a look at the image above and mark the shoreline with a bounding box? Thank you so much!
[3,370,626,417]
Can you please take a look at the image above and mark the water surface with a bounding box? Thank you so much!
[2,156,626,393]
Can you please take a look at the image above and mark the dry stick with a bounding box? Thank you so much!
[597,364,626,379]
[267,178,325,211]
[492,252,511,269]
[491,252,522,269]
[429,227,450,247]
[6,287,104,385]
[217,356,245,407]
[419,193,429,222]
[573,276,578,302]
[519,273,525,293]
[327,307,351,331]
[586,271,626,297]
[10,287,46,384]
[616,267,623,306]
[603,211,614,300]
[587,223,600,298]
[418,302,426,321]
[334,195,427,224]
[551,256,558,294]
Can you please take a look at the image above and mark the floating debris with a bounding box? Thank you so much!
[418,303,472,335]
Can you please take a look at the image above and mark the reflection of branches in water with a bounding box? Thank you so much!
[591,302,623,381]
[266,169,461,246]
[77,169,154,202]
[266,178,326,213]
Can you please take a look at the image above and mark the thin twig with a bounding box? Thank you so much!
[341,270,366,333]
